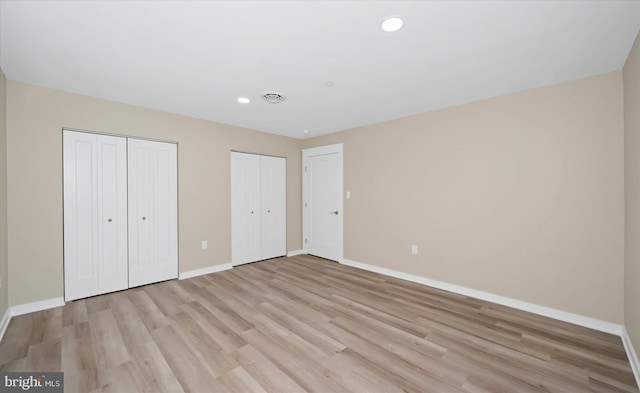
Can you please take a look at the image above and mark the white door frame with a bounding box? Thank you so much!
[302,143,343,262]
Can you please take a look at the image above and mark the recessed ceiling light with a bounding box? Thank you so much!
[303,129,310,135]
[237,97,250,104]
[381,16,404,32]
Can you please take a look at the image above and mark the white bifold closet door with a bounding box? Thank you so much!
[64,131,178,301]
[128,138,178,287]
[63,131,128,301]
[231,152,286,266]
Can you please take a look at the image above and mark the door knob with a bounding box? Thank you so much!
[331,211,339,215]
[107,218,112,222]
[251,211,254,214]
[267,210,271,213]
[142,217,146,220]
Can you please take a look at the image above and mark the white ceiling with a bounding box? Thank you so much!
[1,1,639,139]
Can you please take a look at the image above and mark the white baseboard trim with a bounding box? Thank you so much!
[179,263,233,280]
[0,307,11,343]
[340,258,622,336]
[287,250,305,257]
[11,297,65,317]
[622,326,640,388]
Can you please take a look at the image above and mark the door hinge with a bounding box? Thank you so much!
[304,202,307,208]
[304,166,307,172]
[305,238,308,244]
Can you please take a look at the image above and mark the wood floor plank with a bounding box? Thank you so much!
[62,299,89,327]
[0,255,636,392]
[61,324,99,393]
[0,314,36,366]
[241,354,306,392]
[99,361,146,393]
[131,341,185,393]
[257,301,346,356]
[241,325,352,392]
[216,366,268,393]
[191,286,255,334]
[181,301,248,352]
[23,339,61,371]
[430,330,596,391]
[88,308,130,372]
[168,311,241,378]
[151,325,225,393]
[128,290,171,331]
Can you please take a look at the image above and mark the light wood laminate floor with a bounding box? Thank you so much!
[0,255,637,392]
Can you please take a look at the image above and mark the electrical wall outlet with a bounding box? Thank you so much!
[201,240,208,250]
[411,245,418,255]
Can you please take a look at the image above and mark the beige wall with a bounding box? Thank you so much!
[0,68,8,318]
[625,32,640,353]
[303,72,625,323]
[6,81,302,306]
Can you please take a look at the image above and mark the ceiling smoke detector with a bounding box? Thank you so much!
[261,92,287,104]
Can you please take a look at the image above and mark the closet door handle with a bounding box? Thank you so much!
[142,217,147,220]
[267,210,271,213]
[107,218,112,222]
[331,211,339,215]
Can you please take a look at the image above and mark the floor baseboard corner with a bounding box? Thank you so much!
[11,297,65,317]
[179,263,233,280]
[622,326,640,389]
[0,307,10,343]
[287,250,305,257]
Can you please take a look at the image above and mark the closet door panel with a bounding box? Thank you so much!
[260,156,286,259]
[74,139,97,281]
[64,133,98,301]
[64,131,127,301]
[99,142,118,276]
[128,139,178,287]
[96,136,129,293]
[129,144,154,275]
[231,152,261,266]
[155,148,173,269]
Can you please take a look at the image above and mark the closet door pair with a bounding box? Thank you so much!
[63,130,177,301]
[231,152,286,266]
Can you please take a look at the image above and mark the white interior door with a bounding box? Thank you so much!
[260,155,286,259]
[231,152,261,265]
[128,138,178,287]
[303,144,343,262]
[63,130,128,301]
